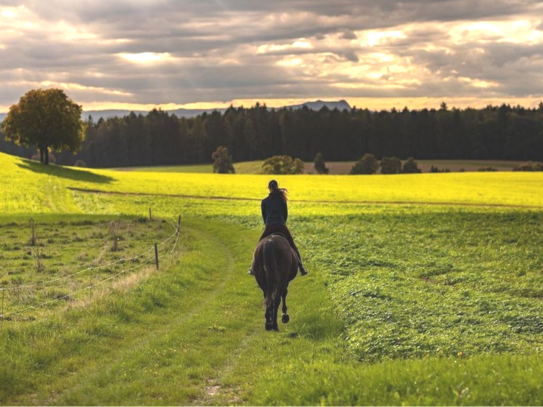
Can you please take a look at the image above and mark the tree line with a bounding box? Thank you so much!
[2,100,543,167]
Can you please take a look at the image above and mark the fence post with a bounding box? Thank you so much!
[1,288,5,332]
[149,207,152,221]
[154,243,159,270]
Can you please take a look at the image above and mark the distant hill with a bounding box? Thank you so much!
[80,100,351,121]
[287,99,351,111]
[0,100,351,122]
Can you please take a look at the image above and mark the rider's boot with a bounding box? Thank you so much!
[299,263,308,276]
[294,248,308,276]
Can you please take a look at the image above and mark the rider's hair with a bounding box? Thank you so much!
[268,180,288,202]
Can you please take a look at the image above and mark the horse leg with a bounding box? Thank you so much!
[264,292,273,331]
[272,296,281,331]
[281,288,290,324]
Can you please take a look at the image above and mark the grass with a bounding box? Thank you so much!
[2,150,543,405]
[3,153,543,211]
[0,217,174,318]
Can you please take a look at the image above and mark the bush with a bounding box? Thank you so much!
[514,162,543,171]
[314,153,329,174]
[380,157,402,174]
[262,155,304,175]
[402,157,422,173]
[478,167,498,172]
[350,154,379,175]
[430,165,450,173]
[74,160,86,167]
[211,146,235,174]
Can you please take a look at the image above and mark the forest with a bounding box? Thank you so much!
[1,102,543,167]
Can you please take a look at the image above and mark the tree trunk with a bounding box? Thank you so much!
[39,147,44,164]
[44,148,49,165]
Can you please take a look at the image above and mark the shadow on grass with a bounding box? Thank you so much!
[16,160,115,184]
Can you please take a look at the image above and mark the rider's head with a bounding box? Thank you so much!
[268,180,288,201]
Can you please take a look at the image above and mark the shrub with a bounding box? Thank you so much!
[478,167,498,172]
[211,146,235,174]
[429,165,450,173]
[380,157,402,174]
[314,153,329,174]
[262,155,304,174]
[350,154,379,175]
[513,162,543,171]
[402,157,422,174]
[74,160,87,167]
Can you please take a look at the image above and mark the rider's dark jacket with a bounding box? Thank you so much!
[261,192,288,226]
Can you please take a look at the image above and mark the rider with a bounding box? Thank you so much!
[249,180,308,276]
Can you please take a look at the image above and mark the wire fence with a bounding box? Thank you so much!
[0,213,183,328]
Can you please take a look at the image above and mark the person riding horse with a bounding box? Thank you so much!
[249,180,308,276]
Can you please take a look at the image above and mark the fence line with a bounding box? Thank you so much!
[6,255,157,318]
[1,214,183,322]
[4,230,177,291]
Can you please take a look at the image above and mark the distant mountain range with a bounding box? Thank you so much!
[0,100,351,122]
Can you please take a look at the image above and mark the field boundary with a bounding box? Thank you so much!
[68,187,543,210]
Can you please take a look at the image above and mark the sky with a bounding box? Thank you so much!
[1,0,543,112]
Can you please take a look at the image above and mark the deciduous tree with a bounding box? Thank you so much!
[2,89,85,165]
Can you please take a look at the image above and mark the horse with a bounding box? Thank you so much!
[251,233,299,331]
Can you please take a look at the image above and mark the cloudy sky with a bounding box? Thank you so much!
[1,0,543,112]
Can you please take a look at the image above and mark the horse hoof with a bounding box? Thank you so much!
[282,314,290,324]
[273,326,279,331]
[265,323,273,331]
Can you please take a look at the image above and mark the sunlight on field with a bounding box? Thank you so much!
[1,152,543,215]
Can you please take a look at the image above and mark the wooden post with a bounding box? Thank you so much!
[89,272,92,299]
[154,243,159,270]
[1,288,5,332]
[149,207,152,221]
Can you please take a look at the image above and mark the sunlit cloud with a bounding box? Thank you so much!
[1,9,16,18]
[1,0,543,112]
[118,52,176,64]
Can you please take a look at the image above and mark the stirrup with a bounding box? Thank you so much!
[248,268,254,275]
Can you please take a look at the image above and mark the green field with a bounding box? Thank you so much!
[1,151,543,405]
[115,159,523,175]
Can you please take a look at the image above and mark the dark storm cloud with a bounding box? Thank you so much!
[1,0,543,108]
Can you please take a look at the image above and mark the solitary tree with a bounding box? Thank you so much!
[2,89,85,165]
[314,153,329,174]
[350,153,379,174]
[212,146,235,174]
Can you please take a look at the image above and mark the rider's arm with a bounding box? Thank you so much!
[283,200,288,223]
[261,200,267,224]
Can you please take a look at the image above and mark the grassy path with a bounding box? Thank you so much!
[3,219,346,405]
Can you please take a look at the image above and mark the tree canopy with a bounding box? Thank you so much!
[262,155,304,175]
[1,89,85,164]
[3,102,543,168]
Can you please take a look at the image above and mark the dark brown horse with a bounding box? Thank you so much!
[252,233,299,331]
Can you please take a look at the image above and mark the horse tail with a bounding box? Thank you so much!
[263,238,278,307]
